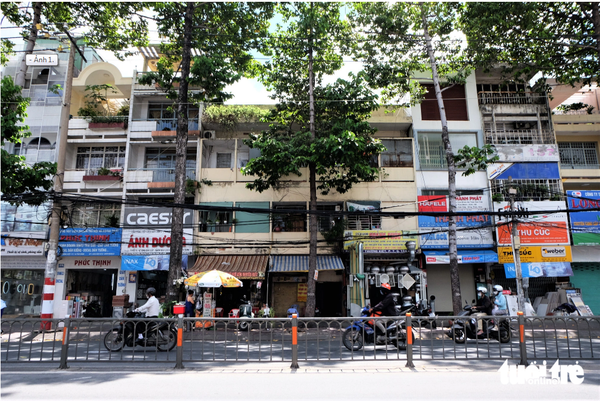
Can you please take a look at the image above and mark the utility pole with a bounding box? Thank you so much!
[508,177,525,312]
[40,37,77,330]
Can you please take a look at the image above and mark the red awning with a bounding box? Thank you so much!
[189,255,268,280]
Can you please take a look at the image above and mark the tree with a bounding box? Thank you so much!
[137,2,274,303]
[1,2,149,88]
[459,2,600,87]
[349,2,496,314]
[242,3,386,317]
[1,76,56,205]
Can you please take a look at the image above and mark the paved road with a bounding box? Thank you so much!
[2,360,599,401]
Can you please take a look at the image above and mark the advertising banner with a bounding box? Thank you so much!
[418,195,494,249]
[566,190,600,246]
[59,228,121,256]
[497,246,572,264]
[343,231,419,253]
[58,256,121,269]
[494,201,570,246]
[121,229,193,255]
[493,145,560,162]
[123,207,193,228]
[423,250,498,264]
[504,262,573,278]
[121,254,188,271]
[1,234,45,256]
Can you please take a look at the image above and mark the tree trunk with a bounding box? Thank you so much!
[305,6,317,318]
[15,2,42,88]
[421,5,462,315]
[166,2,194,303]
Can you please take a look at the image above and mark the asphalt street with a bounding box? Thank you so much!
[2,360,599,401]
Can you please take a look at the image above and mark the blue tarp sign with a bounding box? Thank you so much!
[504,262,573,278]
[121,255,188,271]
[59,228,122,256]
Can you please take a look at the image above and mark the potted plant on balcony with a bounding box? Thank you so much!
[78,84,128,129]
[83,167,123,182]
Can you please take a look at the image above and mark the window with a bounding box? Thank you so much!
[317,203,342,232]
[421,84,467,121]
[25,137,54,163]
[492,179,562,202]
[147,103,199,130]
[216,153,232,168]
[346,201,381,231]
[76,146,125,173]
[418,133,477,170]
[199,202,233,233]
[71,203,121,228]
[380,139,413,167]
[558,142,599,169]
[144,148,196,181]
[235,202,270,233]
[0,202,49,232]
[273,203,307,232]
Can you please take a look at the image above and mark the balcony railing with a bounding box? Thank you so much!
[136,167,196,182]
[478,91,547,105]
[24,150,55,164]
[150,118,200,131]
[485,129,555,145]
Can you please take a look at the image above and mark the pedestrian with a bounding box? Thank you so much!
[185,290,195,331]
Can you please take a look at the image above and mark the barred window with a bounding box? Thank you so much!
[76,146,125,173]
[346,201,381,231]
[380,139,413,167]
[558,142,599,169]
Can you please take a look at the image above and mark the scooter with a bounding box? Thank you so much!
[446,303,511,343]
[395,295,438,328]
[343,307,407,351]
[104,309,177,352]
[237,296,254,331]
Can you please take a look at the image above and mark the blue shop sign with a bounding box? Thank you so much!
[566,191,600,245]
[504,262,573,278]
[59,228,122,256]
[121,254,188,271]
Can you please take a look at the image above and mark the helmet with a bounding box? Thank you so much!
[478,288,487,294]
[146,287,156,296]
[381,283,391,291]
[493,285,503,294]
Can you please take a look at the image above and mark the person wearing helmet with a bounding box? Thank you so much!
[135,287,160,317]
[473,287,492,335]
[369,283,398,343]
[492,285,508,316]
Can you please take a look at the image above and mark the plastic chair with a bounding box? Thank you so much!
[229,309,240,318]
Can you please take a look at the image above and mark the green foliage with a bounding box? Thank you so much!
[0,2,149,61]
[159,300,177,318]
[203,105,270,131]
[459,2,599,87]
[1,39,14,66]
[78,84,118,117]
[104,214,119,228]
[454,144,499,177]
[185,178,212,195]
[556,103,595,114]
[1,76,56,205]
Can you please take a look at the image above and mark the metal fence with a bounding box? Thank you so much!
[1,314,599,369]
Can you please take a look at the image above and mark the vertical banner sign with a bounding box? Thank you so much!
[566,191,600,246]
[297,283,308,302]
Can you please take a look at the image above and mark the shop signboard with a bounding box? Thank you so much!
[1,234,46,256]
[497,246,572,264]
[0,256,46,269]
[58,256,121,269]
[123,207,193,228]
[418,195,494,249]
[504,262,573,278]
[121,254,188,271]
[59,228,122,256]
[121,229,193,255]
[494,201,570,246]
[493,145,560,162]
[343,231,419,253]
[566,190,600,246]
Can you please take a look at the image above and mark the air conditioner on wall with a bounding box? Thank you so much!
[203,130,216,139]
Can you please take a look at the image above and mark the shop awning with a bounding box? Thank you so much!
[270,255,345,272]
[424,250,498,264]
[189,255,268,280]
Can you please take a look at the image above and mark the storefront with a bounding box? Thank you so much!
[1,234,47,317]
[269,255,344,317]
[188,255,269,316]
[54,228,123,318]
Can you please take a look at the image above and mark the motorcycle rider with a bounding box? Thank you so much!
[492,285,508,316]
[368,283,398,343]
[472,287,493,335]
[134,287,160,340]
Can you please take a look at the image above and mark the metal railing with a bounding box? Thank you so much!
[2,315,598,369]
[478,92,547,105]
[485,129,556,145]
[150,119,200,131]
[131,167,196,182]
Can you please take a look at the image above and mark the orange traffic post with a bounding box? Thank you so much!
[290,313,299,369]
[405,313,414,368]
[175,315,184,369]
[59,317,70,369]
[517,311,528,366]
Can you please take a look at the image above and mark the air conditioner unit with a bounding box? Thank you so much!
[203,130,216,139]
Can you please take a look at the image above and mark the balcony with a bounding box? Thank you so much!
[485,129,556,145]
[478,92,547,105]
[129,119,200,141]
[68,118,127,141]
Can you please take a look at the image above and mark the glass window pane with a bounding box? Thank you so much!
[216,153,232,168]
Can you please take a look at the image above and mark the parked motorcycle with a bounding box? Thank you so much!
[83,300,102,318]
[343,307,407,351]
[103,310,177,352]
[395,295,438,328]
[446,303,511,343]
[237,297,254,331]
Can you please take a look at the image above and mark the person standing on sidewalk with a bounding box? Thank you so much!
[185,290,195,331]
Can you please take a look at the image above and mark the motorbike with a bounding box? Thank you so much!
[446,303,511,343]
[103,310,177,352]
[236,297,254,331]
[395,295,438,328]
[83,300,102,318]
[343,307,407,351]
